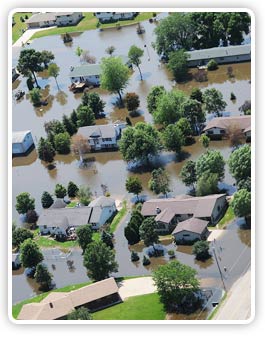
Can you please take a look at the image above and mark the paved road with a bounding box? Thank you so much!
[214,268,252,321]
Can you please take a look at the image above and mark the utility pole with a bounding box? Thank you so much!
[212,247,226,291]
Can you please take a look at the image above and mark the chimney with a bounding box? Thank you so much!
[156,207,161,214]
[49,303,54,309]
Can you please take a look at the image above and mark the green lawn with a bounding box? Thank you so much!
[217,206,235,228]
[12,281,92,319]
[34,235,78,249]
[66,201,78,208]
[12,12,32,43]
[93,293,166,320]
[109,201,127,233]
[31,12,155,40]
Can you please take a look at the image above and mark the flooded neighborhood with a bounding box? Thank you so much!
[11,11,252,322]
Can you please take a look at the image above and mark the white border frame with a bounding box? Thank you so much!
[8,7,255,325]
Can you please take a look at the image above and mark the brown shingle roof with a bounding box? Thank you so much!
[155,208,175,223]
[172,217,209,235]
[203,116,251,132]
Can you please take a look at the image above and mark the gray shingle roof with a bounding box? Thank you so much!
[12,130,32,144]
[69,64,101,78]
[172,217,209,235]
[78,125,117,139]
[187,44,251,61]
[88,196,115,207]
[26,13,57,24]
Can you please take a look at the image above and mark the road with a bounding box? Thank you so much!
[214,268,252,321]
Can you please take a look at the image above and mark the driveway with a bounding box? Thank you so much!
[13,26,54,47]
[117,277,156,300]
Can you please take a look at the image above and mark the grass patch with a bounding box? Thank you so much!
[207,292,227,320]
[93,293,165,320]
[34,235,78,249]
[109,201,127,233]
[217,206,235,229]
[31,12,155,40]
[12,281,92,319]
[66,201,78,208]
[12,12,32,43]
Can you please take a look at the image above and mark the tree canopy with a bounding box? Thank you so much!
[124,92,140,113]
[230,189,251,221]
[148,168,171,197]
[168,49,189,82]
[76,225,93,253]
[76,105,95,127]
[196,172,219,196]
[54,184,67,199]
[17,49,43,87]
[192,241,210,261]
[162,123,184,154]
[139,217,159,252]
[125,176,143,199]
[67,307,92,320]
[12,227,34,248]
[54,132,71,154]
[228,145,251,183]
[41,191,54,208]
[48,63,60,90]
[15,192,35,214]
[67,181,79,198]
[128,45,144,80]
[20,238,44,269]
[34,263,53,290]
[83,241,118,281]
[196,150,225,181]
[81,92,105,119]
[180,160,197,189]
[37,137,56,163]
[147,86,166,114]
[202,88,227,116]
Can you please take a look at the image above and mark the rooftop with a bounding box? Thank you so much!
[203,115,251,132]
[78,124,117,139]
[172,217,209,235]
[12,130,32,144]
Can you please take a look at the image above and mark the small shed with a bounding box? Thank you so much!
[12,130,35,156]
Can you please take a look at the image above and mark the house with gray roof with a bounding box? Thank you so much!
[203,115,251,140]
[141,194,227,232]
[25,12,83,28]
[87,196,117,229]
[94,12,138,23]
[186,44,251,67]
[77,122,126,151]
[172,218,210,243]
[12,130,35,156]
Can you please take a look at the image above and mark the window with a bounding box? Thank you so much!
[183,234,190,237]
[207,130,213,135]
[44,225,47,229]
[220,130,226,134]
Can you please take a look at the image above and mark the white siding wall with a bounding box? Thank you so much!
[56,13,83,26]
[12,132,34,154]
[39,225,66,236]
[95,12,136,22]
[89,137,117,150]
[173,230,201,242]
[188,54,251,67]
[71,75,100,85]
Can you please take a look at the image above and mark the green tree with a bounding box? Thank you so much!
[40,50,55,68]
[147,85,166,114]
[180,160,197,189]
[48,63,60,90]
[124,225,140,245]
[153,90,186,126]
[37,137,56,163]
[162,124,183,154]
[26,210,38,224]
[168,49,189,82]
[128,45,144,80]
[76,225,93,253]
[239,100,251,115]
[15,192,35,214]
[81,92,106,119]
[199,134,210,148]
[12,228,34,248]
[54,184,67,199]
[76,105,95,127]
[154,13,195,56]
[76,46,83,58]
[119,122,161,163]
[70,109,78,127]
[148,168,171,197]
[125,176,143,200]
[67,307,92,320]
[196,172,219,196]
[142,255,151,266]
[124,92,140,113]
[67,181,79,198]
[62,115,77,136]
[77,185,92,206]
[192,241,210,260]
[176,117,192,143]
[105,45,116,56]
[153,260,200,312]
[83,241,118,281]
[29,88,42,106]
[41,191,54,208]
[203,88,227,116]
[17,49,43,87]
[44,120,66,138]
[196,150,225,181]
[207,59,218,70]
[237,177,251,192]
[54,132,71,154]
[34,263,53,290]
[228,145,251,183]
[100,56,130,103]
[190,88,203,103]
[20,238,44,270]
[139,217,159,254]
[231,189,251,225]
[181,98,205,134]
[101,230,114,249]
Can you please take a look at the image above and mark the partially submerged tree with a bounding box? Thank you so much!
[71,134,91,164]
[202,88,227,116]
[54,184,67,199]
[37,137,56,163]
[105,45,116,56]
[199,134,210,148]
[40,50,55,69]
[77,185,92,206]
[80,50,96,64]
[20,238,44,271]
[41,191,54,208]
[34,263,53,290]
[54,132,71,154]
[148,168,171,197]
[196,150,225,181]
[76,105,95,127]
[12,228,34,248]
[228,145,251,183]
[230,189,251,226]
[162,123,183,154]
[128,45,144,80]
[196,172,219,196]
[124,92,140,114]
[17,49,43,87]
[192,241,210,260]
[180,160,197,190]
[147,85,166,114]
[15,192,35,215]
[139,217,159,255]
[81,92,105,119]
[76,225,93,253]
[168,49,189,82]
[125,176,143,200]
[48,63,60,90]
[67,181,79,198]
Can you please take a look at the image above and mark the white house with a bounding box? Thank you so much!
[87,196,117,229]
[172,218,210,243]
[25,12,83,28]
[94,12,138,23]
[55,12,83,26]
[186,44,251,67]
[203,115,251,140]
[12,130,35,156]
[77,122,126,151]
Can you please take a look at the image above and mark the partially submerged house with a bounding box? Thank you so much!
[172,217,210,243]
[87,196,117,229]
[94,12,138,23]
[203,115,251,140]
[25,12,83,28]
[18,278,121,320]
[141,194,227,232]
[186,44,251,67]
[12,130,35,156]
[77,122,126,151]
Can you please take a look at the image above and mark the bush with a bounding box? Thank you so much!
[26,210,39,224]
[54,184,67,199]
[131,251,140,262]
[167,249,176,258]
[207,59,218,70]
[142,255,151,266]
[192,241,210,261]
[54,132,71,154]
[20,16,25,22]
[230,92,236,100]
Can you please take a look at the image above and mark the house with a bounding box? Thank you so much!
[203,116,251,140]
[141,194,227,232]
[18,278,121,320]
[94,12,138,23]
[12,130,35,156]
[87,196,117,229]
[186,44,251,67]
[25,12,83,28]
[69,56,131,86]
[172,218,210,243]
[12,253,21,270]
[77,122,126,151]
